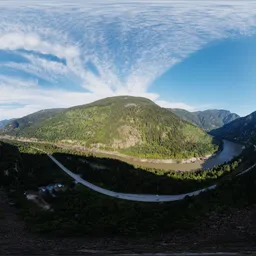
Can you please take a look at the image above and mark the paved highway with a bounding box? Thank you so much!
[44,152,256,202]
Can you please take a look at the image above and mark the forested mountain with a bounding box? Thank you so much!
[169,109,239,131]
[3,96,218,159]
[3,108,64,133]
[0,119,13,129]
[210,111,256,144]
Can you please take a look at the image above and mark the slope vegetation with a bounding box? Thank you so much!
[3,109,64,134]
[0,119,13,129]
[211,111,256,144]
[169,109,239,131]
[4,96,218,159]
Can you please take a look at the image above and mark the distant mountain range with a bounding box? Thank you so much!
[210,111,256,145]
[4,108,64,132]
[0,119,14,129]
[2,96,218,159]
[168,109,240,131]
[3,96,254,155]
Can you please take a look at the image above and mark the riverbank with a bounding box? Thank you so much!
[0,140,255,254]
[0,135,217,163]
[0,136,243,171]
[59,142,216,164]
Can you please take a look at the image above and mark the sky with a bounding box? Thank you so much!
[0,0,256,120]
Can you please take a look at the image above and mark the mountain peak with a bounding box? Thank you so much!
[2,97,218,159]
[169,109,240,131]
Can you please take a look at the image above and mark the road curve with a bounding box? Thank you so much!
[45,152,256,202]
[47,154,217,202]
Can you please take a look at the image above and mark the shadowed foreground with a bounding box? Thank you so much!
[0,141,256,255]
[46,152,256,202]
[1,187,256,255]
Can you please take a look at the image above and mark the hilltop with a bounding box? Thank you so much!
[169,109,239,131]
[3,96,218,159]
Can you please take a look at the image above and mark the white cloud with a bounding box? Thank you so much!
[0,33,79,60]
[0,75,38,88]
[0,1,256,119]
[155,100,196,111]
[0,84,100,119]
[0,76,160,119]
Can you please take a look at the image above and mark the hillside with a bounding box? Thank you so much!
[3,96,218,159]
[0,119,13,129]
[169,109,239,131]
[210,111,256,144]
[3,108,64,135]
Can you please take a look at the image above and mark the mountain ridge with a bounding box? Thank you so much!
[210,111,256,144]
[3,108,65,132]
[0,119,14,129]
[168,108,240,131]
[2,96,218,159]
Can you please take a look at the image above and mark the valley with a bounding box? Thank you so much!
[0,96,256,254]
[35,146,256,202]
[0,139,256,254]
[2,0,256,254]
[2,96,219,160]
[169,109,240,131]
[211,111,256,145]
[0,135,243,171]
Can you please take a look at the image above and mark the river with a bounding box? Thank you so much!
[201,140,244,170]
[116,140,244,171]
[0,136,244,172]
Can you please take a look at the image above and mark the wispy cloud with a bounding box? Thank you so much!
[0,0,256,119]
[155,100,196,111]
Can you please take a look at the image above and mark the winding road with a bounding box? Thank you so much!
[44,151,256,203]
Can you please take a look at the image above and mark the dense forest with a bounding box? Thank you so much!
[2,96,219,159]
[4,140,249,195]
[0,119,13,129]
[169,109,239,131]
[211,111,256,145]
[1,140,256,237]
[3,108,64,132]
[53,151,246,195]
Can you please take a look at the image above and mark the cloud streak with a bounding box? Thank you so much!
[0,0,256,119]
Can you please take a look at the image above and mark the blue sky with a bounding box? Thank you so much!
[152,35,256,116]
[0,0,256,120]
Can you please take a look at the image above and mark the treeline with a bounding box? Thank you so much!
[119,140,219,159]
